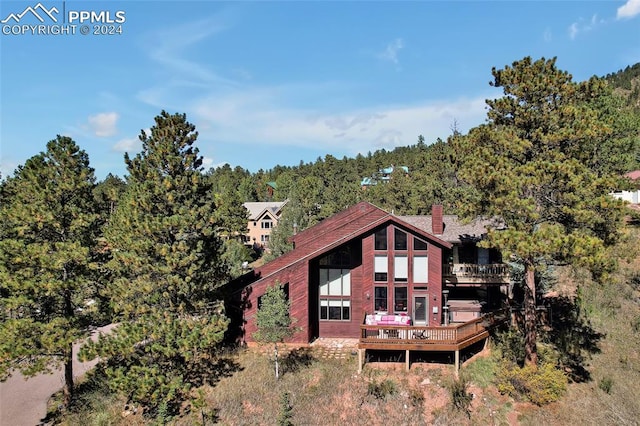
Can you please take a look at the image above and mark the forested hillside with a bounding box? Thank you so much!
[2,58,639,423]
[205,62,640,257]
[605,63,640,108]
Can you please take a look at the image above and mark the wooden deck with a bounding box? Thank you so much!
[357,309,508,373]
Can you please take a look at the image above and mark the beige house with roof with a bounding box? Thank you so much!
[243,201,287,249]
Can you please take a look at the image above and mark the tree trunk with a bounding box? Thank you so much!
[63,342,74,407]
[524,260,538,366]
[274,343,280,380]
[63,283,74,407]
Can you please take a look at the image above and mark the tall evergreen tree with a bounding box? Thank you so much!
[93,173,126,220]
[0,136,99,407]
[253,283,296,379]
[456,57,627,366]
[81,111,229,415]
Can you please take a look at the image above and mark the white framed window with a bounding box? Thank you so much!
[413,255,428,283]
[394,287,408,312]
[374,255,388,281]
[319,269,351,321]
[320,299,350,320]
[394,255,408,282]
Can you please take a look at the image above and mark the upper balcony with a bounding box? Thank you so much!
[443,263,510,285]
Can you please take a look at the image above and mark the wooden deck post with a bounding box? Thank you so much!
[405,350,410,371]
[357,349,364,373]
[454,349,460,378]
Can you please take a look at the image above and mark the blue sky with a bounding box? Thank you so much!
[1,1,639,180]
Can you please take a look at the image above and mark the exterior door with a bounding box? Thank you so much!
[412,295,428,326]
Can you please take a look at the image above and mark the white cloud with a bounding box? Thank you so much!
[377,38,404,65]
[568,14,608,40]
[543,28,552,42]
[568,23,579,40]
[112,130,146,154]
[143,16,238,87]
[617,0,640,19]
[191,88,487,156]
[88,112,119,137]
[0,159,18,179]
[202,156,214,168]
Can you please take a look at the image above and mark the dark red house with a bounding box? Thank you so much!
[225,202,509,351]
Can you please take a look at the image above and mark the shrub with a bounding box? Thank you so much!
[277,392,293,426]
[408,386,425,406]
[494,328,526,365]
[495,361,568,405]
[367,378,397,400]
[448,376,472,418]
[598,376,614,394]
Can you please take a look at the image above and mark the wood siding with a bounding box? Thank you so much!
[228,202,453,344]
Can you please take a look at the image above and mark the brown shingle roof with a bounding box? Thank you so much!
[397,215,504,243]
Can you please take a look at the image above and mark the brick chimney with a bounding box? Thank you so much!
[432,205,443,235]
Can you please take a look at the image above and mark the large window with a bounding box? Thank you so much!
[374,255,388,281]
[261,220,273,229]
[319,268,351,321]
[320,300,350,320]
[374,228,387,250]
[319,247,351,267]
[374,286,388,312]
[413,237,428,251]
[394,228,407,250]
[394,287,408,312]
[394,255,408,282]
[413,255,428,283]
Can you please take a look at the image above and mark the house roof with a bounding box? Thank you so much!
[625,170,640,180]
[243,201,287,221]
[397,215,505,244]
[240,202,452,288]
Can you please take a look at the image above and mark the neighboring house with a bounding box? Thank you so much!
[242,201,287,249]
[225,202,510,370]
[611,170,640,205]
[360,165,409,188]
[265,181,277,198]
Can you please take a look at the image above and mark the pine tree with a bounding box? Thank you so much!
[0,136,100,407]
[456,57,627,366]
[80,111,229,415]
[254,283,296,379]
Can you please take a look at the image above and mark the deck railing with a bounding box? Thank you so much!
[359,308,508,346]
[443,263,510,283]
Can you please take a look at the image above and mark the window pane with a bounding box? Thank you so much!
[374,255,388,282]
[394,256,408,282]
[394,287,408,312]
[375,286,388,312]
[342,300,350,320]
[414,237,428,251]
[320,306,328,320]
[328,299,342,320]
[329,269,342,295]
[319,269,329,295]
[374,228,387,250]
[394,228,407,250]
[320,300,328,320]
[413,256,428,283]
[342,306,350,320]
[342,271,351,296]
[319,282,329,296]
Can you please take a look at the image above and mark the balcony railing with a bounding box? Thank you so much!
[443,263,510,284]
[359,308,509,351]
